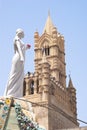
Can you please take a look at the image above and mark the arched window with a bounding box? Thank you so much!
[45,45,50,56]
[42,45,50,56]
[37,79,39,93]
[42,41,50,56]
[30,80,34,94]
[23,80,26,96]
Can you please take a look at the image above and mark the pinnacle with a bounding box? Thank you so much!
[43,13,54,35]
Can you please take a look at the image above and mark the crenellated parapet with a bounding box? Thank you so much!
[49,77,77,119]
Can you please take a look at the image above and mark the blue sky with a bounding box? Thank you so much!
[0,0,87,127]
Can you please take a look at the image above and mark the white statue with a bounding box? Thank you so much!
[4,28,31,97]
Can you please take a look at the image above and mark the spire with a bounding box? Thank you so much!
[43,11,54,35]
[68,75,74,88]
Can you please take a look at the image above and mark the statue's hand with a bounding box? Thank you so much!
[26,44,31,49]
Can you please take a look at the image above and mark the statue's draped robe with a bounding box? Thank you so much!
[4,37,26,97]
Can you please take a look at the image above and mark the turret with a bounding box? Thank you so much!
[67,76,77,117]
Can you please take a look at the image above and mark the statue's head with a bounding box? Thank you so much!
[16,28,24,38]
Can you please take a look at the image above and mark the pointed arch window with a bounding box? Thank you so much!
[42,41,50,56]
[23,80,26,96]
[45,45,50,56]
[37,79,39,93]
[30,80,34,94]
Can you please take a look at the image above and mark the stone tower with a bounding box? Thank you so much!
[23,14,79,130]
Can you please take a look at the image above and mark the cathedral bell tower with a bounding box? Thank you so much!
[23,14,79,130]
[34,13,66,88]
